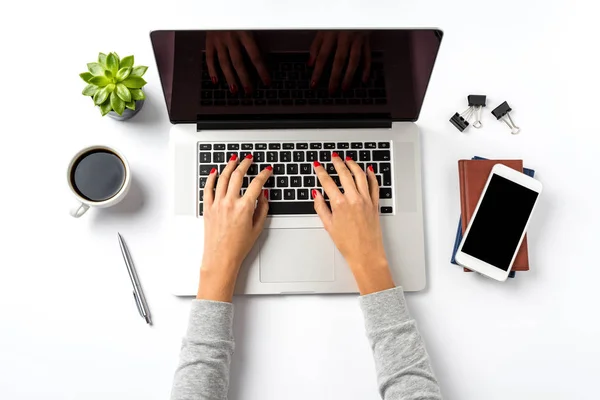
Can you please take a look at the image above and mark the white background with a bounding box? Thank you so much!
[1,0,599,399]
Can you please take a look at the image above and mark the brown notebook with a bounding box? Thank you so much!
[458,160,530,272]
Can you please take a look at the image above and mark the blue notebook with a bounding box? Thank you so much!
[451,156,535,279]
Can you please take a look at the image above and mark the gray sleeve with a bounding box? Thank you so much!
[170,300,234,400]
[360,287,442,400]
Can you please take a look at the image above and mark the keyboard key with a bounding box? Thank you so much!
[380,188,392,199]
[285,81,296,89]
[241,99,253,106]
[367,163,378,173]
[255,143,267,150]
[373,150,391,161]
[337,143,349,149]
[376,175,382,186]
[319,151,331,161]
[292,90,303,98]
[283,143,295,149]
[308,99,320,105]
[277,177,289,187]
[378,142,390,149]
[346,150,357,160]
[226,151,238,160]
[294,99,307,105]
[375,99,387,105]
[199,144,212,150]
[300,163,312,174]
[279,90,291,99]
[265,177,275,188]
[381,206,393,214]
[273,164,285,175]
[380,163,391,173]
[227,143,240,150]
[365,142,377,149]
[240,151,252,159]
[227,100,240,106]
[253,152,265,162]
[242,177,249,188]
[336,151,344,159]
[268,202,317,215]
[270,189,282,200]
[293,151,305,162]
[296,143,308,149]
[361,98,374,105]
[200,164,217,175]
[298,189,309,200]
[305,90,316,99]
[266,90,278,99]
[255,99,266,106]
[282,99,293,105]
[284,189,296,200]
[324,143,336,149]
[241,143,253,150]
[199,177,207,188]
[355,89,367,98]
[326,163,336,174]
[359,150,371,161]
[357,163,365,170]
[199,203,204,215]
[332,176,341,186]
[304,151,318,162]
[220,164,227,173]
[310,143,322,149]
[349,99,361,105]
[199,190,204,201]
[290,176,302,187]
[303,176,315,187]
[214,144,226,150]
[199,152,211,163]
[268,99,281,106]
[287,164,299,175]
[383,171,392,186]
[253,90,265,99]
[323,99,334,105]
[260,164,271,171]
[351,143,363,149]
[267,152,278,162]
[335,99,347,105]
[281,151,292,162]
[201,91,212,99]
[248,164,258,175]
[214,90,226,99]
[269,143,281,150]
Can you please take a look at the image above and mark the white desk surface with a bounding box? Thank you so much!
[2,0,599,399]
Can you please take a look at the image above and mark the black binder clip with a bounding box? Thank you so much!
[450,95,487,132]
[492,101,520,135]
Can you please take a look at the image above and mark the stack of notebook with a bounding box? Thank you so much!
[451,157,535,278]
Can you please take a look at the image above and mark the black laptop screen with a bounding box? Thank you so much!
[150,30,442,124]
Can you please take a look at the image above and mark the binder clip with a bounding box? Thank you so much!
[492,101,520,135]
[449,95,487,132]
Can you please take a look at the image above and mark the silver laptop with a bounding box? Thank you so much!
[150,29,443,295]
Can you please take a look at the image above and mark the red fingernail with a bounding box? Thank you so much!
[230,84,238,94]
[345,156,352,161]
[211,76,218,84]
[310,80,317,89]
[266,165,273,171]
[230,154,238,161]
[332,152,339,158]
[263,189,269,199]
[368,165,374,172]
[210,167,217,174]
[312,189,318,199]
[245,154,253,159]
[313,161,321,168]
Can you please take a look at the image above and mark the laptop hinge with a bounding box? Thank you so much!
[196,113,392,131]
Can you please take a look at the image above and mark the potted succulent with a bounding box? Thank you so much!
[80,52,148,120]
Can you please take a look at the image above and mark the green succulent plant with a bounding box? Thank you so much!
[80,52,148,116]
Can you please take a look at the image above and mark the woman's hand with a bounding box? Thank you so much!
[198,154,273,302]
[206,31,270,95]
[312,154,394,295]
[309,31,371,93]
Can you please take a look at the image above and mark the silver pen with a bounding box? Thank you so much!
[117,233,152,325]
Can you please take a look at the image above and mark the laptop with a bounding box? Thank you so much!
[150,29,442,295]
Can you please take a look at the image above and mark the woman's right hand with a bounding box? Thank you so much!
[312,154,395,295]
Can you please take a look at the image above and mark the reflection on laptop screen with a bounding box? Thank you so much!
[150,30,442,124]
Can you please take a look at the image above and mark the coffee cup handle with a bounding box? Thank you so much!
[70,202,90,218]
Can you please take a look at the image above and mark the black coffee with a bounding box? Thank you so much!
[71,150,126,202]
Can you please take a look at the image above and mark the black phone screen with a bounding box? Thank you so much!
[462,174,539,271]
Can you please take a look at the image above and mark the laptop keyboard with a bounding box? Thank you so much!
[198,141,393,216]
[200,53,387,107]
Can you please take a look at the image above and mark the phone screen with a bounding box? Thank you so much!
[462,174,539,271]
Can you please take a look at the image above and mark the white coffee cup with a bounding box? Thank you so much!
[67,145,131,218]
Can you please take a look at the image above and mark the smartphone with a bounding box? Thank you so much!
[455,164,543,281]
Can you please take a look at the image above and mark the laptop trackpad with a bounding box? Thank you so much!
[259,228,335,283]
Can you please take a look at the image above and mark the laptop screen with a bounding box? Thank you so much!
[150,29,442,124]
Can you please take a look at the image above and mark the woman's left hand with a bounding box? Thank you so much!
[198,154,273,302]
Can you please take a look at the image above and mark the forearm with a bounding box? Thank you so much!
[360,287,442,400]
[170,300,234,400]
